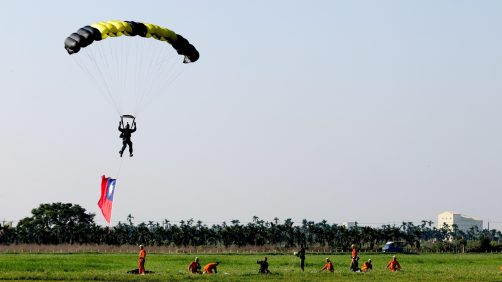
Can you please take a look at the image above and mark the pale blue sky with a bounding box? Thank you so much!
[1,1,501,229]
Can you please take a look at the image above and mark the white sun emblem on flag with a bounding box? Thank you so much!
[108,183,115,197]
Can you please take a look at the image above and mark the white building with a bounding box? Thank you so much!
[1,220,13,228]
[342,222,357,228]
[437,211,483,232]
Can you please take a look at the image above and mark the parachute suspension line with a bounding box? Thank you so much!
[144,40,173,108]
[133,42,161,115]
[89,42,121,112]
[134,44,184,117]
[121,38,130,107]
[85,47,122,115]
[115,156,125,180]
[132,38,148,116]
[136,50,185,116]
[113,38,126,107]
[100,40,122,111]
[92,42,113,88]
[133,39,162,116]
[133,38,148,115]
[135,59,185,117]
[71,54,121,116]
[132,39,147,116]
[110,38,124,110]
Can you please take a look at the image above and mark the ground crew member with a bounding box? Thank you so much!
[138,245,146,275]
[188,257,202,274]
[361,259,373,272]
[351,244,358,259]
[320,257,334,272]
[257,257,270,273]
[296,245,306,271]
[386,255,401,272]
[350,256,360,272]
[203,262,219,274]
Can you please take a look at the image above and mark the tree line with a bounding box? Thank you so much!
[1,203,501,253]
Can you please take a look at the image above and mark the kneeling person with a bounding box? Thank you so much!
[361,259,373,272]
[188,257,202,274]
[320,257,334,272]
[203,262,219,274]
[386,256,401,272]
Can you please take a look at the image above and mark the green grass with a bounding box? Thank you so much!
[0,252,500,281]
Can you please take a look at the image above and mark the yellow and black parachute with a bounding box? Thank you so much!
[65,20,199,63]
[65,20,199,116]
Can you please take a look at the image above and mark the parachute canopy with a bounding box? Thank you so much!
[64,20,199,63]
[65,20,199,116]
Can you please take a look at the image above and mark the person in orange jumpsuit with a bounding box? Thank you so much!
[138,245,146,275]
[320,258,334,272]
[188,257,202,274]
[361,259,373,272]
[203,262,219,274]
[351,244,358,259]
[386,256,401,272]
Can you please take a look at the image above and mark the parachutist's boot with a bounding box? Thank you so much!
[130,153,133,157]
[119,150,123,157]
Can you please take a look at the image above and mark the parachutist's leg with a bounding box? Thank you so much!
[120,141,127,157]
[128,141,133,157]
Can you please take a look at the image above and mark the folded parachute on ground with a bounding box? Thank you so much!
[64,20,199,63]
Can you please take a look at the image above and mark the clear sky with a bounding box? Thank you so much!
[1,1,501,229]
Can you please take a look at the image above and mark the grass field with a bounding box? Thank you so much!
[0,252,501,281]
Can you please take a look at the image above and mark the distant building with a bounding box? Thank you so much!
[342,222,357,228]
[437,211,483,232]
[1,220,13,228]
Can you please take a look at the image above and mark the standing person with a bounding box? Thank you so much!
[138,245,146,275]
[257,257,270,274]
[386,255,401,272]
[203,262,219,274]
[296,245,306,271]
[361,259,373,272]
[118,120,136,157]
[320,258,334,272]
[188,257,202,274]
[351,244,358,259]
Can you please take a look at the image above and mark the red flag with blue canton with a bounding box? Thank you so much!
[98,175,116,224]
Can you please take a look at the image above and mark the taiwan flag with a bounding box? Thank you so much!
[98,175,116,224]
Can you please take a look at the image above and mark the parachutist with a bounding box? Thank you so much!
[119,120,136,157]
